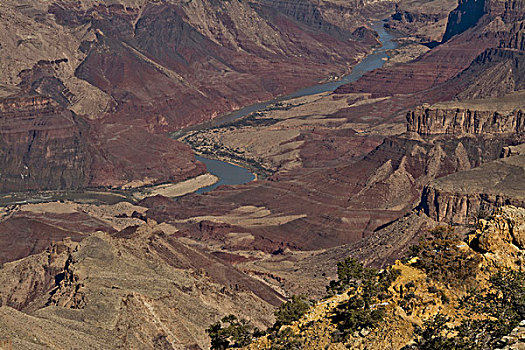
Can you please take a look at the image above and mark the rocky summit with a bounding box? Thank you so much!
[1,0,525,349]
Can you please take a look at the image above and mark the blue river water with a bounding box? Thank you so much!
[191,21,397,195]
[194,155,255,194]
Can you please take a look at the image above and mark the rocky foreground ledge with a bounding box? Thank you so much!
[238,206,525,349]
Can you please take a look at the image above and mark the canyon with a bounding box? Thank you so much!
[0,0,388,193]
[1,0,525,349]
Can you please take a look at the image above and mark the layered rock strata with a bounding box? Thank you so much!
[0,0,383,193]
[406,105,525,135]
[0,94,204,192]
[408,95,525,224]
[421,154,525,224]
[0,95,89,192]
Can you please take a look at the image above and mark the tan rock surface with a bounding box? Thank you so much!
[246,206,525,349]
[0,224,285,349]
[132,174,219,199]
[422,155,525,224]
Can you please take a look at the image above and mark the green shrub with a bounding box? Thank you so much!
[206,315,255,349]
[408,269,525,350]
[455,269,525,348]
[274,295,311,328]
[410,226,481,287]
[328,258,400,337]
[326,257,378,295]
[268,328,302,350]
[332,294,386,335]
[403,313,455,350]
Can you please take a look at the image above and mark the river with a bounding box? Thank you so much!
[191,20,398,195]
[0,22,397,206]
[194,155,255,194]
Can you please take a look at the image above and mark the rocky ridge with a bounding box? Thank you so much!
[143,1,525,327]
[2,1,525,349]
[420,154,525,224]
[0,221,285,349]
[405,94,525,224]
[0,95,89,192]
[387,0,458,42]
[496,320,525,350]
[243,206,525,349]
[406,104,525,135]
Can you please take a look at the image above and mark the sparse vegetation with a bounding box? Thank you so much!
[454,269,525,349]
[326,257,377,295]
[180,101,308,180]
[206,315,257,349]
[332,293,387,336]
[206,295,311,349]
[273,295,312,328]
[334,277,399,335]
[403,313,455,350]
[206,257,400,348]
[182,130,274,179]
[406,269,525,350]
[408,225,481,288]
[468,206,494,226]
[267,328,302,350]
[207,220,525,349]
[326,257,400,337]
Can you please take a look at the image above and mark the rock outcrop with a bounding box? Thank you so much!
[387,0,457,42]
[475,206,525,255]
[0,95,89,192]
[0,93,205,192]
[406,105,525,135]
[442,0,486,42]
[407,95,525,225]
[420,155,525,224]
[0,239,75,311]
[496,320,525,350]
[244,206,525,349]
[454,49,525,100]
[485,0,525,22]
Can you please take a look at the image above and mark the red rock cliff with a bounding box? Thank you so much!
[406,105,525,135]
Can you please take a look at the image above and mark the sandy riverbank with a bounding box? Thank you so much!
[133,173,219,199]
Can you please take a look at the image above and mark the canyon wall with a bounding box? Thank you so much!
[485,0,525,21]
[336,0,525,97]
[0,94,205,192]
[421,175,525,224]
[442,0,486,42]
[0,0,385,193]
[454,48,525,99]
[0,222,284,349]
[46,0,376,131]
[0,95,89,192]
[409,102,525,224]
[406,105,525,135]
